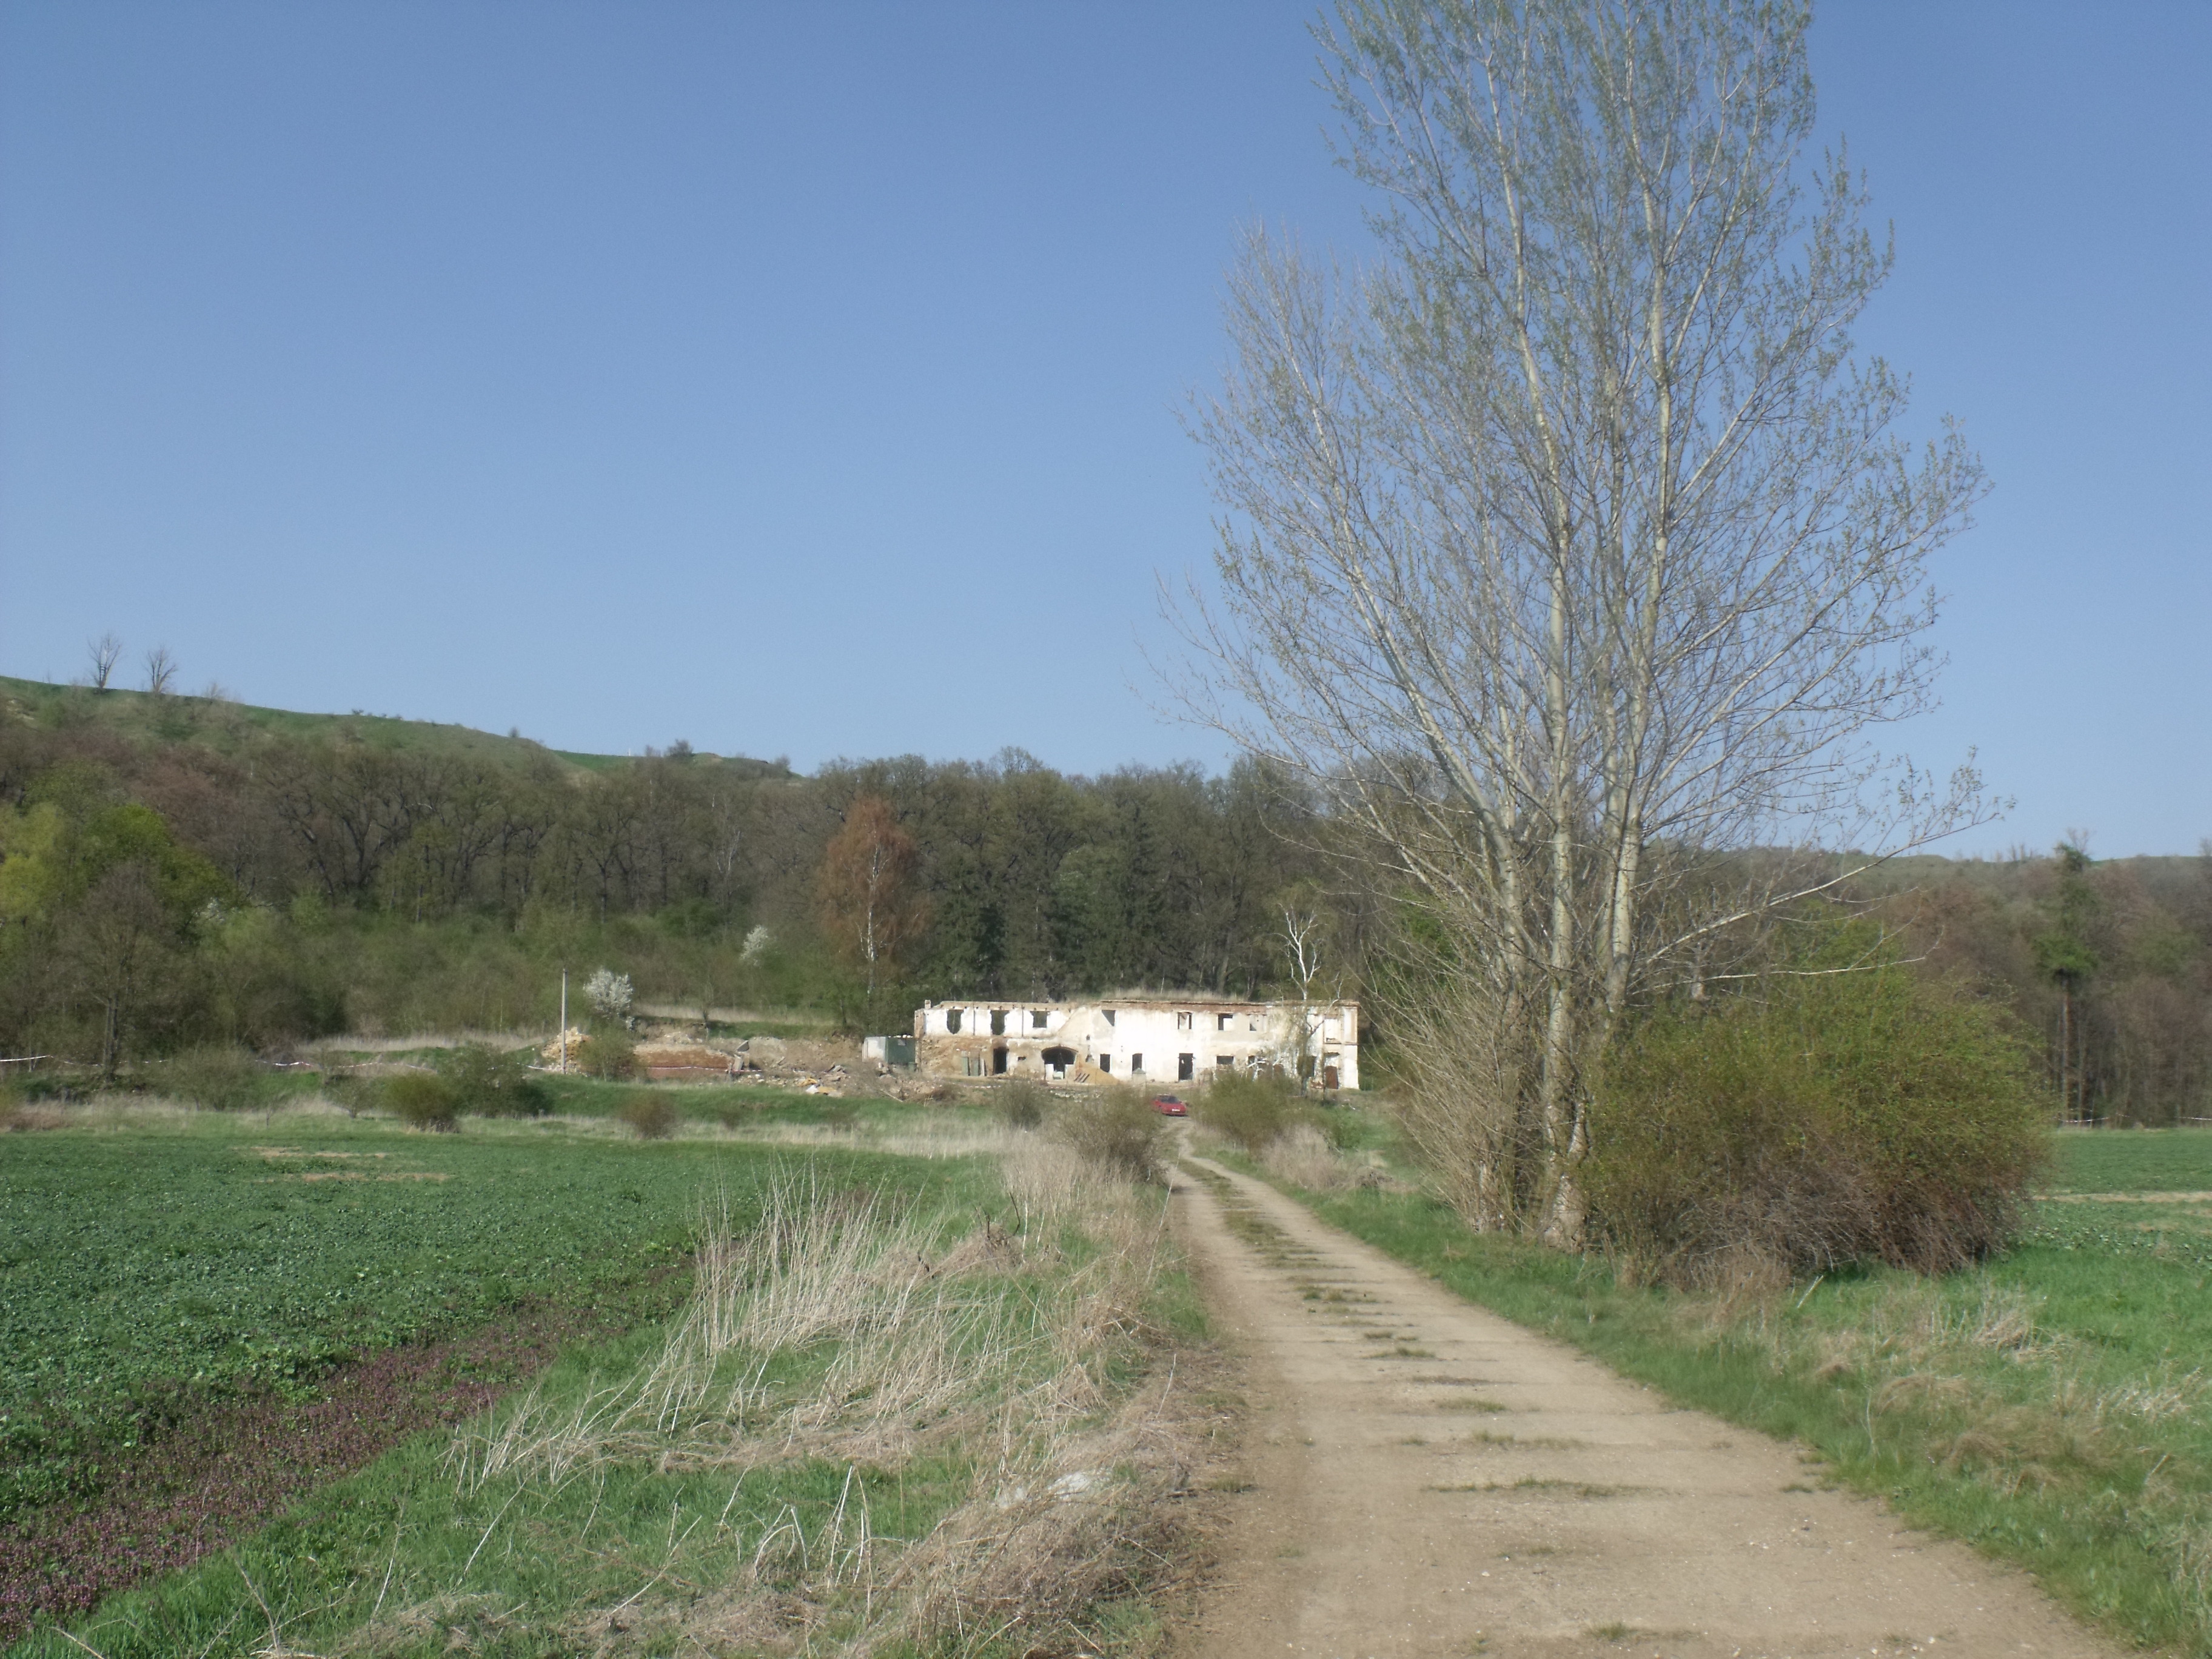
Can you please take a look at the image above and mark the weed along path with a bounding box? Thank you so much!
[1169,1150,2115,1659]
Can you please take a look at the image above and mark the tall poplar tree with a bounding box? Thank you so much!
[1181,0,1990,1242]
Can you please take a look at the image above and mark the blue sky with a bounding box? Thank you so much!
[1,2,2204,856]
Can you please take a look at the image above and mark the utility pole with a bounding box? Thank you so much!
[560,969,569,1075]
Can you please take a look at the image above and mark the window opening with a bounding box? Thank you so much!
[1217,1013,1233,1031]
[1130,1053,1144,1073]
[1103,1008,1116,1025]
[1176,1012,1193,1030]
[1098,1054,1111,1073]
[945,1009,962,1034]
[1031,1009,1048,1029]
[1217,1054,1235,1070]
[990,1009,1006,1036]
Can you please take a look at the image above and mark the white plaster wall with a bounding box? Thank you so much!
[914,998,1358,1088]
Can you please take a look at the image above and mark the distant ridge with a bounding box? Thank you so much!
[0,673,791,780]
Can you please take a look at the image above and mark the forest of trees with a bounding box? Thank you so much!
[0,685,1335,1066]
[1874,848,2212,1127]
[0,683,2205,1124]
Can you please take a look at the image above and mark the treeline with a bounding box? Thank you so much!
[2,686,2206,1123]
[1874,846,2212,1126]
[0,689,1329,1068]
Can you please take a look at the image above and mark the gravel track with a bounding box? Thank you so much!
[1168,1148,2115,1659]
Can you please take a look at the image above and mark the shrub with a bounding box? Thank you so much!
[440,1043,552,1117]
[619,1091,679,1141]
[160,1046,264,1111]
[1197,1070,1301,1154]
[321,1068,378,1117]
[1261,1121,1376,1192]
[993,1076,1050,1130]
[1586,959,2050,1283]
[385,1071,461,1131]
[585,1026,639,1081]
[1049,1085,1165,1182]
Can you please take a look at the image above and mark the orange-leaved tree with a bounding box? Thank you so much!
[816,796,928,996]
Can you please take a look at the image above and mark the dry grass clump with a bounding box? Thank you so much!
[434,1134,1195,1655]
[1708,1273,2211,1503]
[1261,1122,1382,1192]
[890,1370,1194,1651]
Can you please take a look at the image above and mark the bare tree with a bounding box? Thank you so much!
[1280,896,1335,1091]
[1178,0,1991,1244]
[144,645,179,696]
[86,632,124,691]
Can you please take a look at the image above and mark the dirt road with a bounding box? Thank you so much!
[1170,1150,2114,1659]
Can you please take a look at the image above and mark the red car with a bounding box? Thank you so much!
[1150,1094,1188,1117]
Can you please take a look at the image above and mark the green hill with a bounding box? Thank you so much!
[0,674,788,779]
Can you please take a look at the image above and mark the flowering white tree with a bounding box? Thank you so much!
[585,967,634,1028]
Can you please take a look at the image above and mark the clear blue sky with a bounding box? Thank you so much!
[1,2,2204,856]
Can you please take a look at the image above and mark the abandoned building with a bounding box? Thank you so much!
[910,996,1360,1089]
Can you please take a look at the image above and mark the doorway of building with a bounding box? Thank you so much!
[992,1047,1008,1075]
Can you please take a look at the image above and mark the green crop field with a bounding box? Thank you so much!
[2045,1124,2212,1194]
[0,1105,989,1518]
[0,1107,1010,1641]
[1,1103,1193,1657]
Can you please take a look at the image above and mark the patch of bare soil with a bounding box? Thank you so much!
[1168,1151,2119,1659]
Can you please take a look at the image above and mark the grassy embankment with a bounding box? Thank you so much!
[1223,1116,2212,1654]
[6,1101,1204,1657]
[0,673,783,779]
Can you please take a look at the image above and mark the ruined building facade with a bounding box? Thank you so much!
[911,996,1359,1090]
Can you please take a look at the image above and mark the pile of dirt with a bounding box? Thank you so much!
[537,1028,590,1067]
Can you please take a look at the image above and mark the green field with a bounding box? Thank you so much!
[2,1103,1191,1656]
[1230,1124,2212,1655]
[0,1099,991,1517]
[2045,1124,2212,1194]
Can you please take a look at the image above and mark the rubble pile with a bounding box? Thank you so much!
[531,1021,920,1101]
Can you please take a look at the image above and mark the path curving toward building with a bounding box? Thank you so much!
[1168,1148,2115,1659]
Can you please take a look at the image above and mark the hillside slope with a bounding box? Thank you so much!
[0,674,787,779]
